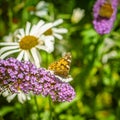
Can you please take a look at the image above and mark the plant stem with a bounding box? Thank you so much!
[34,96,40,120]
[49,96,52,120]
[21,103,25,120]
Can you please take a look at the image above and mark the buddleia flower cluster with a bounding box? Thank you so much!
[93,0,118,34]
[0,58,75,103]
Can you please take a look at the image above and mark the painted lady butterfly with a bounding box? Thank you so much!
[48,52,72,82]
[99,1,113,19]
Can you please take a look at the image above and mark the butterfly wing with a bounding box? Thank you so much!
[48,53,72,78]
[99,2,113,18]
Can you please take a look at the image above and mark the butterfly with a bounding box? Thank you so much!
[48,52,72,82]
[98,1,113,19]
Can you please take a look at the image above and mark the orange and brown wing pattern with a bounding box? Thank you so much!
[48,53,72,78]
[99,1,113,19]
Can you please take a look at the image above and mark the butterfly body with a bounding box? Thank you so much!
[48,53,72,82]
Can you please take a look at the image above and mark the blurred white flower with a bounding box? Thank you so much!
[0,20,54,67]
[103,38,115,52]
[44,19,68,40]
[102,51,117,63]
[102,38,117,63]
[3,33,13,42]
[71,8,85,24]
[29,1,49,18]
[3,30,19,42]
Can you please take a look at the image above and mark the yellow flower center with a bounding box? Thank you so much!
[19,35,40,50]
[44,28,53,35]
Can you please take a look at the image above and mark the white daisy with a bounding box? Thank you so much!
[2,90,31,103]
[44,19,68,40]
[29,1,49,18]
[0,20,54,67]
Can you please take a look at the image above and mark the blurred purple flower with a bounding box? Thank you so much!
[0,58,75,102]
[93,0,118,34]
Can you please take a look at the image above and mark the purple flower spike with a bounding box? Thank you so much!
[0,58,75,102]
[93,0,118,34]
[37,70,76,102]
[50,82,76,102]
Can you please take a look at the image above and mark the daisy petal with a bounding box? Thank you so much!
[0,42,19,46]
[37,23,52,36]
[17,50,25,61]
[18,92,26,104]
[36,1,47,9]
[7,93,16,103]
[52,28,68,33]
[53,33,63,40]
[24,50,30,61]
[35,11,48,17]
[29,25,37,35]
[31,48,40,67]
[53,19,63,26]
[0,46,19,55]
[18,29,25,38]
[0,49,21,59]
[37,20,45,27]
[25,22,31,35]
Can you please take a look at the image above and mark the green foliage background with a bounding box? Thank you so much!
[0,0,120,120]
